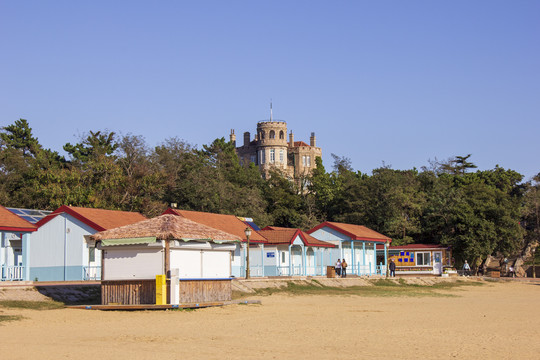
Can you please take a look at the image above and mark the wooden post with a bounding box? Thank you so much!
[101,242,105,280]
[246,236,250,279]
[384,242,388,278]
[165,240,170,278]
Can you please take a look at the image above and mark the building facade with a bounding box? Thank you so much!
[230,120,322,179]
[31,205,146,281]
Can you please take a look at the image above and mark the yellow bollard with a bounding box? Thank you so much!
[156,274,167,305]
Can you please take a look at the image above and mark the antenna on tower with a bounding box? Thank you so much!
[270,99,273,121]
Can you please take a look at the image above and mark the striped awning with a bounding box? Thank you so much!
[101,237,157,246]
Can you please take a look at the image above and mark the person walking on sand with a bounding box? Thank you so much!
[341,259,348,278]
[335,259,342,277]
[389,259,396,277]
[463,260,471,276]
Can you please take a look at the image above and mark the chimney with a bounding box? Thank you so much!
[243,132,250,147]
[310,132,316,147]
[289,131,294,147]
[229,129,236,147]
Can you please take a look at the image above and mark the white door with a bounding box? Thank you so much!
[292,247,302,275]
[306,248,314,275]
[433,251,442,274]
[13,249,22,266]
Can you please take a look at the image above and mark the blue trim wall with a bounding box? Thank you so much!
[30,266,86,282]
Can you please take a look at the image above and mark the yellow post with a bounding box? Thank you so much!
[156,274,167,305]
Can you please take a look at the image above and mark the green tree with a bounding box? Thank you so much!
[523,173,540,248]
[64,130,118,163]
[421,168,523,267]
[439,154,478,175]
[1,119,40,157]
[307,156,336,220]
[0,119,65,208]
[263,169,311,228]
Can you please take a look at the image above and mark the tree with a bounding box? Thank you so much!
[115,134,165,216]
[0,119,65,208]
[263,169,311,228]
[421,168,523,267]
[439,154,478,175]
[307,157,335,220]
[523,173,540,247]
[366,168,425,245]
[0,119,40,157]
[64,130,118,163]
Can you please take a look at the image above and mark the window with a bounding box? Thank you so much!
[258,150,265,164]
[302,156,306,166]
[260,131,265,139]
[416,252,430,266]
[270,149,275,163]
[306,156,311,167]
[89,246,96,263]
[279,130,284,139]
[269,130,275,139]
[279,149,284,163]
[281,251,286,264]
[250,154,256,164]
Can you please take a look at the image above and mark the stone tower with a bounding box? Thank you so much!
[233,115,322,180]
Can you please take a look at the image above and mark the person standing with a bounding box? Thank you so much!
[335,259,342,277]
[463,260,471,276]
[341,259,348,278]
[389,259,396,277]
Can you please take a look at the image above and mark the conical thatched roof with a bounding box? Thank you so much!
[91,214,241,242]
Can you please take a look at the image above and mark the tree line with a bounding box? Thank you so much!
[1,119,538,268]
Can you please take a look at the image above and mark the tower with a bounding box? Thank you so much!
[231,106,322,180]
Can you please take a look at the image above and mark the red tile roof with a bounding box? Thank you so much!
[262,226,291,231]
[294,141,309,147]
[258,228,335,248]
[308,222,391,243]
[0,205,37,232]
[92,214,241,242]
[36,205,146,231]
[164,209,267,243]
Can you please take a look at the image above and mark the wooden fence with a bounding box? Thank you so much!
[101,279,232,305]
[179,279,232,303]
[102,279,156,305]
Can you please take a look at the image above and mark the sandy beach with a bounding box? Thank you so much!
[0,281,538,359]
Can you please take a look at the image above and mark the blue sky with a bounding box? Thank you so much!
[1,1,539,180]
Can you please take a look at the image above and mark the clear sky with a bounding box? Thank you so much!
[1,1,539,180]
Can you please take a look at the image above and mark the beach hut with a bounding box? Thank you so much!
[93,214,241,305]
[258,226,335,276]
[31,206,146,281]
[307,222,392,276]
[0,205,37,281]
[163,208,268,277]
[377,244,452,275]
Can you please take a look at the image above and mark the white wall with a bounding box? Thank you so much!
[169,243,233,279]
[202,251,230,278]
[103,246,164,280]
[102,241,234,280]
[31,214,98,268]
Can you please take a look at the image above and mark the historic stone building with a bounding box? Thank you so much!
[229,119,322,180]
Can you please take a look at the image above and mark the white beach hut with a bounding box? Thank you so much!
[93,214,241,305]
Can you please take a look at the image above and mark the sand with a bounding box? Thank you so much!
[0,281,539,359]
